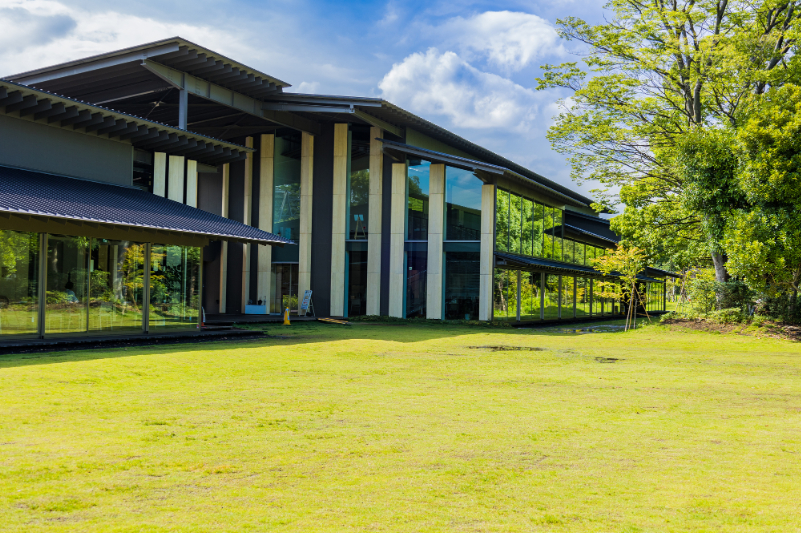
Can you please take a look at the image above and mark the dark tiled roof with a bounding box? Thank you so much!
[0,165,292,246]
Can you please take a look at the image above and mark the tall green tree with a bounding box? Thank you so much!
[538,0,801,280]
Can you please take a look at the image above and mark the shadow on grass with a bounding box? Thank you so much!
[0,319,641,369]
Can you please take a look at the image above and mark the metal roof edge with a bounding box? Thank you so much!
[5,36,291,89]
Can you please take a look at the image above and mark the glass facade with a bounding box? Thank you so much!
[0,230,39,337]
[45,234,89,334]
[89,240,145,332]
[444,252,479,320]
[347,250,368,317]
[544,274,560,319]
[149,245,200,329]
[273,133,301,245]
[347,128,370,240]
[521,272,540,320]
[445,168,482,241]
[270,263,298,314]
[0,231,201,338]
[406,250,427,318]
[407,160,430,241]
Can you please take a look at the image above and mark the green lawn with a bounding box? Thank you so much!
[1,321,800,532]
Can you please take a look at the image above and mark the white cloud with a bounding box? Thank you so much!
[293,81,320,94]
[0,0,247,77]
[378,48,544,130]
[439,11,562,72]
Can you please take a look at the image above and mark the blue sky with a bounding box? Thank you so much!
[0,0,607,198]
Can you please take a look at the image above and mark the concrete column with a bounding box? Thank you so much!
[153,152,167,197]
[298,132,314,315]
[330,123,348,316]
[219,163,230,313]
[366,127,383,316]
[186,159,198,207]
[479,183,495,321]
[257,134,274,311]
[241,136,253,309]
[426,163,445,320]
[388,162,406,318]
[167,155,185,203]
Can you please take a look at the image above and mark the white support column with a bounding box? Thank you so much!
[241,136,253,309]
[257,134,274,311]
[185,159,198,207]
[426,163,445,320]
[153,152,167,197]
[388,162,406,318]
[219,163,230,313]
[479,183,495,321]
[167,155,185,203]
[298,132,314,315]
[366,127,383,316]
[330,123,348,317]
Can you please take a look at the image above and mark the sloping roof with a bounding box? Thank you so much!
[6,37,289,100]
[379,139,589,208]
[563,223,618,245]
[265,92,598,207]
[0,80,253,165]
[0,166,291,246]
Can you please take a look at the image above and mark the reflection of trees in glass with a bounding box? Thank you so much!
[350,170,369,206]
[495,190,509,252]
[509,195,522,254]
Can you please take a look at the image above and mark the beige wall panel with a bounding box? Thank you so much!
[167,155,185,203]
[388,162,407,318]
[426,164,445,319]
[330,125,348,316]
[479,274,493,321]
[186,159,198,207]
[153,152,166,197]
[298,132,314,314]
[366,127,383,316]
[479,183,495,321]
[257,134,274,307]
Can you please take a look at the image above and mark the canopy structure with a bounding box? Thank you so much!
[495,252,661,283]
[0,165,292,247]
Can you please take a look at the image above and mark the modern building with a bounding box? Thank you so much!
[0,37,667,342]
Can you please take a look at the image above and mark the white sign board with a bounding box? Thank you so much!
[300,290,313,311]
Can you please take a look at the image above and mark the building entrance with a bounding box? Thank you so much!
[270,263,298,314]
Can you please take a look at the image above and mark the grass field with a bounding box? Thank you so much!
[1,321,800,532]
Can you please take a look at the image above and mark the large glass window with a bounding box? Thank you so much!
[509,194,522,254]
[347,251,368,317]
[520,272,540,320]
[347,128,370,240]
[89,240,145,332]
[149,245,200,329]
[543,274,560,320]
[576,277,590,318]
[444,252,479,320]
[553,209,564,261]
[445,168,482,241]
[407,160,430,241]
[45,235,89,335]
[270,263,298,314]
[575,242,586,265]
[543,207,554,259]
[493,269,509,321]
[406,251,427,318]
[273,133,302,243]
[563,239,574,264]
[521,198,533,256]
[494,189,509,252]
[561,275,575,319]
[532,203,544,257]
[0,230,39,337]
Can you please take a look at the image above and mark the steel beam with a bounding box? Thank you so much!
[18,98,52,117]
[352,109,404,137]
[5,94,38,113]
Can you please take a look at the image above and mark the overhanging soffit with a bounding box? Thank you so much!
[0,80,253,165]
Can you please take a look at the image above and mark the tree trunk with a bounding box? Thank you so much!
[711,252,729,283]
